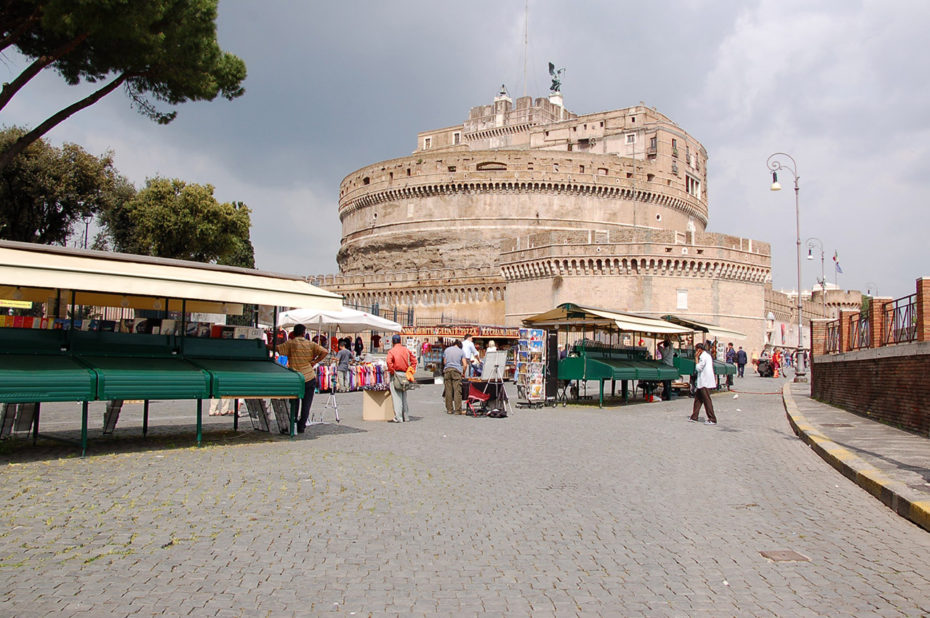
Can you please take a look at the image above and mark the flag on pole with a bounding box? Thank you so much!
[833,250,843,274]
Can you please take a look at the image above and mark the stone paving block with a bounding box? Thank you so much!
[1,378,930,614]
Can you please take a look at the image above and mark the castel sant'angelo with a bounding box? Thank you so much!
[313,86,773,344]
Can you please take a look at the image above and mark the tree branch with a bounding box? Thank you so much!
[0,71,128,172]
[0,7,40,54]
[0,32,89,112]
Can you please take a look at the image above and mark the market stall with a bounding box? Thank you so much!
[277,307,401,395]
[661,315,744,383]
[400,324,519,377]
[522,303,692,407]
[0,240,342,454]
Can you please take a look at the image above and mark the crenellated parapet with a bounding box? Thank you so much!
[499,229,770,284]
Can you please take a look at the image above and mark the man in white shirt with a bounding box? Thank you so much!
[461,333,479,377]
[688,342,718,425]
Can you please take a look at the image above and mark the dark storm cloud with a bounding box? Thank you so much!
[2,0,926,297]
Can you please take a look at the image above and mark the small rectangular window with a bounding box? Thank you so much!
[453,132,461,145]
[423,137,432,149]
[626,134,636,144]
[677,289,688,310]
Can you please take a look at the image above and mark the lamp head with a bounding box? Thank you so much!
[770,171,782,191]
[807,248,813,260]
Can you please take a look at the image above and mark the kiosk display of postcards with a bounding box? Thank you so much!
[516,328,546,403]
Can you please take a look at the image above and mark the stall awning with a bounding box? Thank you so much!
[0,240,342,313]
[523,303,692,336]
[661,315,747,340]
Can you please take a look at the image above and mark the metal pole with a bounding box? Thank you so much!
[767,152,806,382]
[794,178,804,379]
[820,248,825,316]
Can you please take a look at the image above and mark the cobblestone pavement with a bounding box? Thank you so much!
[2,374,930,616]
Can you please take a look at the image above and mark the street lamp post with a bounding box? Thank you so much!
[767,152,807,382]
[82,212,93,250]
[807,237,826,316]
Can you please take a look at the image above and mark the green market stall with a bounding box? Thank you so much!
[522,303,692,407]
[0,240,341,455]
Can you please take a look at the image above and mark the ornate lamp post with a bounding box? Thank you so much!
[806,237,826,316]
[768,152,806,382]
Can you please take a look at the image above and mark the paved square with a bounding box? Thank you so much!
[2,376,929,615]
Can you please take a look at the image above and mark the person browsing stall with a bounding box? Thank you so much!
[268,323,328,433]
[658,338,676,401]
[443,339,466,414]
[386,334,416,422]
[461,334,479,377]
[335,340,354,392]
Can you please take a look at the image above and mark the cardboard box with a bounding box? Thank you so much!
[362,389,394,421]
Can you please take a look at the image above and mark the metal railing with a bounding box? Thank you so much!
[344,302,415,327]
[882,293,918,345]
[848,312,871,350]
[824,319,840,353]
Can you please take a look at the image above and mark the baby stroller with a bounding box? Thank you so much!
[757,359,774,378]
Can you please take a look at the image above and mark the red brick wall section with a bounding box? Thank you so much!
[918,277,930,342]
[837,309,855,353]
[869,298,886,349]
[810,319,827,357]
[812,353,930,436]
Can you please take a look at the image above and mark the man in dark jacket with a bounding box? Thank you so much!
[736,346,748,378]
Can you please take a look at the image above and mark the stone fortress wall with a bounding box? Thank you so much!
[317,90,773,345]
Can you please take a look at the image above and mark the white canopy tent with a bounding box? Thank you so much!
[277,308,402,333]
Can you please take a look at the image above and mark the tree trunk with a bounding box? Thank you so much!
[0,71,128,172]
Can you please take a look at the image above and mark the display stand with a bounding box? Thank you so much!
[270,399,293,433]
[244,398,277,432]
[311,383,340,424]
[479,350,511,415]
[515,328,546,408]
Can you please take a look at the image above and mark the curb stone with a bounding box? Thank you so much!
[781,382,930,533]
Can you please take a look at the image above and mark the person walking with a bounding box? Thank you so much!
[268,323,328,433]
[736,346,748,378]
[689,342,718,425]
[725,342,736,389]
[335,339,354,392]
[443,339,467,414]
[386,334,416,422]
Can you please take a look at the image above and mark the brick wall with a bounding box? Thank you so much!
[811,343,930,436]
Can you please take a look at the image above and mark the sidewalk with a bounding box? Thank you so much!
[782,380,930,532]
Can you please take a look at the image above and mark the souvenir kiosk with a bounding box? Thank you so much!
[278,308,403,421]
[522,303,693,407]
[660,315,744,385]
[0,241,342,455]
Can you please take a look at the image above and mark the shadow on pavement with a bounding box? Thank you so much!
[0,425,313,463]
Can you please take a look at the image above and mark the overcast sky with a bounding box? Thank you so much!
[2,0,927,299]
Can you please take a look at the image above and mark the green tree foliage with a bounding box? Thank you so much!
[102,177,254,267]
[0,126,130,244]
[0,0,247,170]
